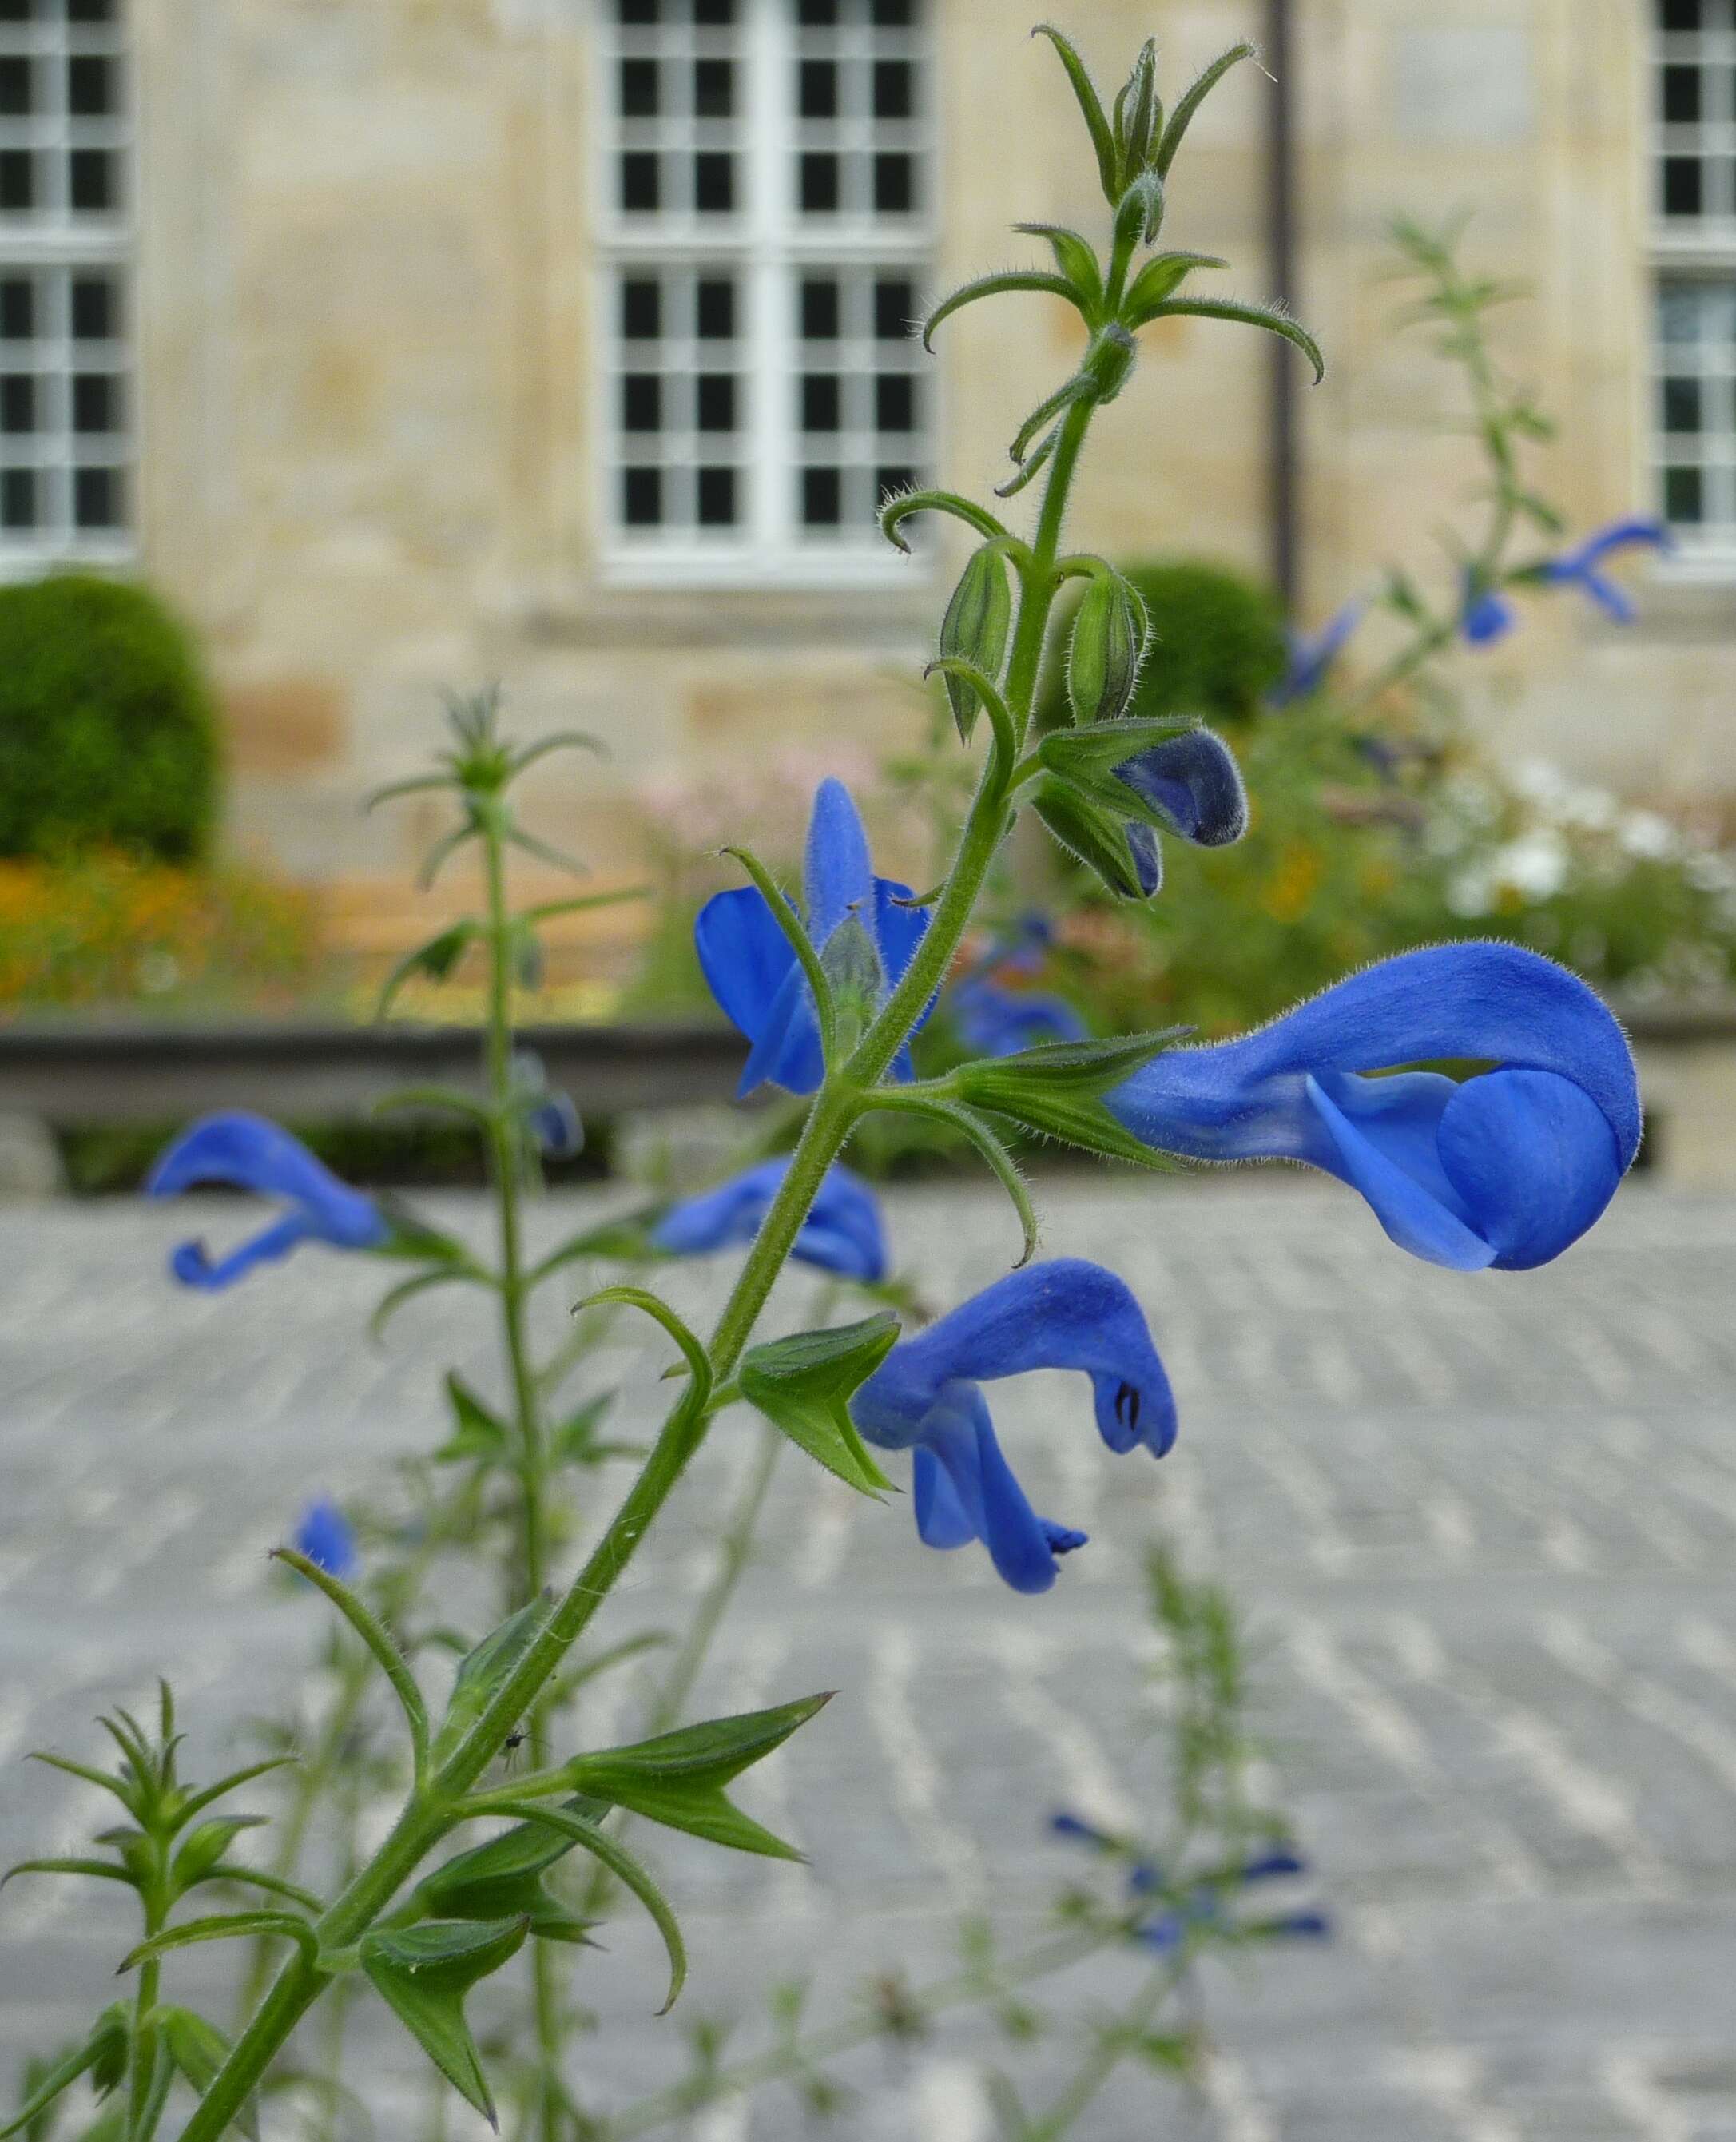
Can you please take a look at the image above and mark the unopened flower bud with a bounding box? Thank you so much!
[1067,572,1150,724]
[1114,39,1161,183]
[938,543,1013,743]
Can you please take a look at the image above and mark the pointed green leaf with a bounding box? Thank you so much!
[955,1028,1186,1099]
[1032,25,1119,200]
[1012,224,1103,313]
[740,1317,900,1497]
[169,1815,268,1894]
[193,1864,323,1912]
[273,1548,430,1778]
[375,922,476,1019]
[411,1822,596,1946]
[369,1266,482,1345]
[1122,250,1229,316]
[1154,42,1257,179]
[120,1913,319,1974]
[505,823,590,880]
[566,1695,832,1862]
[921,272,1082,353]
[489,1798,686,2013]
[435,1373,510,1465]
[878,488,1011,557]
[360,1917,530,2128]
[159,2008,260,2142]
[867,1095,1038,1270]
[167,1754,298,1834]
[507,728,608,776]
[25,1751,137,1818]
[1031,776,1158,901]
[718,844,836,1062]
[0,2006,129,2140]
[575,1288,713,1417]
[0,1857,137,1894]
[431,1595,553,1768]
[1136,297,1325,383]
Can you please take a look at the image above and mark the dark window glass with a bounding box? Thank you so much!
[68,54,115,117]
[876,373,915,431]
[0,152,34,212]
[1663,65,1701,121]
[622,374,661,431]
[618,0,659,22]
[622,467,663,525]
[69,0,118,18]
[72,274,117,339]
[0,375,34,432]
[799,59,836,117]
[697,279,735,337]
[1661,0,1702,28]
[0,57,30,115]
[0,280,31,337]
[802,466,842,525]
[800,152,839,213]
[620,58,658,117]
[73,464,120,528]
[1664,464,1704,522]
[0,467,34,528]
[693,58,733,117]
[873,153,913,213]
[875,278,915,339]
[621,152,660,212]
[1663,156,1702,216]
[622,279,661,338]
[693,151,734,211]
[73,372,117,433]
[69,149,114,212]
[0,0,30,20]
[873,60,912,117]
[872,0,914,22]
[801,373,840,431]
[693,0,734,22]
[696,372,736,430]
[801,278,840,339]
[697,466,737,523]
[1663,376,1702,433]
[876,463,914,502]
[798,0,838,22]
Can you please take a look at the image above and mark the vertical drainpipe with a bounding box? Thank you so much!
[1265,0,1301,612]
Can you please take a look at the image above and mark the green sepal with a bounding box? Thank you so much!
[0,2006,129,2140]
[1114,169,1165,251]
[1065,573,1150,725]
[410,1822,598,1947]
[376,922,476,1019]
[158,2008,260,2142]
[1031,25,1119,202]
[435,1373,510,1465]
[937,546,1013,744]
[952,1033,1186,1172]
[1031,776,1158,901]
[1122,249,1228,315]
[1154,42,1256,179]
[739,1316,900,1498]
[1134,297,1325,384]
[360,1917,530,2128]
[1039,717,1189,785]
[431,1596,552,1769]
[566,1695,832,1862]
[1112,38,1161,184]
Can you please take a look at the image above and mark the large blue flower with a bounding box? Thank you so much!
[1271,599,1365,706]
[146,1112,390,1290]
[852,1260,1175,1595]
[1538,517,1669,623]
[697,779,931,1096]
[650,1158,888,1283]
[1106,943,1641,1272]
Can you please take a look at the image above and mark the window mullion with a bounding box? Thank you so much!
[749,0,789,560]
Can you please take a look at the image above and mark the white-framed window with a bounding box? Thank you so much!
[0,0,130,570]
[1652,0,1736,558]
[595,0,933,585]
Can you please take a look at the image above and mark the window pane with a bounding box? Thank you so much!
[876,372,915,431]
[68,54,117,117]
[693,150,734,212]
[621,153,660,212]
[73,372,119,433]
[72,274,119,340]
[696,279,734,337]
[802,373,840,431]
[875,278,915,340]
[873,59,912,119]
[1662,65,1701,124]
[799,59,836,118]
[0,151,34,211]
[873,153,913,213]
[1663,157,1703,217]
[696,466,737,525]
[0,56,30,116]
[1663,376,1702,432]
[0,279,33,339]
[1,468,37,529]
[1,374,34,432]
[70,148,117,213]
[1661,0,1702,29]
[1664,465,1704,523]
[801,279,840,339]
[693,58,733,117]
[802,466,842,524]
[622,467,663,525]
[622,280,661,338]
[622,374,661,431]
[73,464,121,529]
[696,372,735,430]
[800,153,839,213]
[620,58,659,116]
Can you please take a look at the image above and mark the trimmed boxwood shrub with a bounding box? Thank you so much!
[1039,555,1288,731]
[0,573,220,863]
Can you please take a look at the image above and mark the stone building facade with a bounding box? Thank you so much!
[1,0,1730,946]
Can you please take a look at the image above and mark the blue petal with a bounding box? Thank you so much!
[530,1092,583,1158]
[738,958,827,1097]
[972,1407,1067,1593]
[1127,821,1162,896]
[1305,1073,1496,1271]
[1558,517,1670,572]
[695,885,799,1050]
[1115,729,1248,848]
[1273,599,1365,706]
[1436,1067,1623,1270]
[1461,587,1516,646]
[912,1441,977,1548]
[951,979,1086,1056]
[149,1115,386,1289]
[804,778,875,943]
[170,1211,320,1291]
[894,1388,1084,1592]
[650,1159,888,1282]
[293,1496,358,1578]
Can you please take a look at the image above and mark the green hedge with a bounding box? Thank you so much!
[0,574,220,863]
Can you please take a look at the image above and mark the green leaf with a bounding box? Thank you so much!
[739,1317,900,1498]
[1122,250,1228,316]
[0,1857,137,1894]
[368,1266,483,1345]
[1113,37,1161,182]
[169,1815,268,1894]
[158,2009,260,2142]
[360,1917,530,2128]
[548,1393,615,1467]
[375,922,476,1018]
[718,844,836,1063]
[921,272,1082,353]
[567,1695,832,1862]
[0,2006,129,2140]
[435,1373,510,1465]
[506,823,590,880]
[120,1913,319,1974]
[574,1288,713,1418]
[1134,297,1325,384]
[273,1548,430,1778]
[878,487,1012,557]
[193,1863,323,1912]
[1031,775,1158,902]
[1153,41,1256,179]
[1011,224,1103,314]
[1031,25,1119,201]
[411,1822,596,1946]
[166,1754,298,1835]
[431,1595,553,1769]
[488,1798,686,2014]
[25,1751,138,1819]
[866,1095,1038,1270]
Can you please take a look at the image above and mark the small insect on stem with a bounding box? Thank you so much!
[501,1726,527,1773]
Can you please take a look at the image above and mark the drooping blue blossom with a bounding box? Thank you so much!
[649,1158,888,1284]
[292,1497,358,1579]
[950,914,1086,1058]
[1106,943,1641,1272]
[529,1090,583,1158]
[1110,729,1249,896]
[1271,599,1365,706]
[146,1112,390,1290]
[696,779,932,1096]
[1460,575,1517,646]
[851,1260,1174,1594]
[1536,517,1670,623]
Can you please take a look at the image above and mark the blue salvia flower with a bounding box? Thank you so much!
[146,1111,390,1290]
[696,778,932,1096]
[852,1260,1174,1595]
[1536,516,1670,622]
[292,1497,357,1579]
[528,1091,583,1158]
[1460,575,1517,646]
[1271,599,1365,706]
[1106,943,1641,1272]
[1108,729,1249,896]
[650,1158,888,1284]
[951,915,1086,1058]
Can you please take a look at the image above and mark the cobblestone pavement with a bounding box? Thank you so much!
[2,1178,1734,2140]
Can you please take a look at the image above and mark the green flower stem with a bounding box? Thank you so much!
[173,370,1099,2142]
[127,1863,167,2142]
